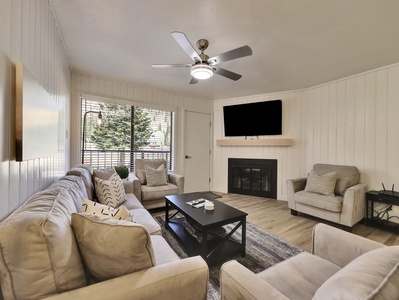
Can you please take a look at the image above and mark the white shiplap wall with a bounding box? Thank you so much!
[213,63,399,200]
[70,72,213,175]
[0,0,71,221]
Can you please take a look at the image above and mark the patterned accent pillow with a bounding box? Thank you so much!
[145,165,168,187]
[71,213,155,282]
[82,198,134,222]
[94,172,127,208]
[305,170,337,197]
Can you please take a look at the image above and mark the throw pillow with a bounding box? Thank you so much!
[305,170,337,197]
[314,246,399,300]
[137,169,147,185]
[145,165,168,187]
[94,172,127,208]
[82,198,134,222]
[71,213,155,282]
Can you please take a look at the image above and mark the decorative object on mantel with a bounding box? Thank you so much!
[216,138,293,147]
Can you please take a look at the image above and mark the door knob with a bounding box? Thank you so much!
[185,155,192,159]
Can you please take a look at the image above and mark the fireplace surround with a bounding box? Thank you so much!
[228,158,277,199]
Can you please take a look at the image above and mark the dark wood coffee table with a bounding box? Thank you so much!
[165,192,247,264]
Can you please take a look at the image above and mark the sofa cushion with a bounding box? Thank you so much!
[94,172,127,208]
[93,167,116,180]
[66,166,95,200]
[150,235,180,265]
[129,208,162,235]
[313,164,360,196]
[295,191,343,212]
[305,170,337,197]
[258,252,341,300]
[145,164,168,187]
[71,213,156,282]
[314,246,399,300]
[82,198,134,222]
[0,179,87,300]
[123,193,145,209]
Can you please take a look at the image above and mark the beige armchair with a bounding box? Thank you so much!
[287,163,367,230]
[129,159,184,209]
[220,223,398,300]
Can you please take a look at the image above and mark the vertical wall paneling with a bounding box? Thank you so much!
[0,0,71,221]
[354,75,366,181]
[364,72,377,188]
[375,69,388,186]
[386,65,399,187]
[328,83,337,164]
[213,62,399,199]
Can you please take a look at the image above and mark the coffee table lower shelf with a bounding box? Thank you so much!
[167,218,243,264]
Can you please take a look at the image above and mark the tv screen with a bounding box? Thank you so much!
[223,100,282,137]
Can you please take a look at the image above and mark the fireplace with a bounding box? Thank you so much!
[228,158,277,199]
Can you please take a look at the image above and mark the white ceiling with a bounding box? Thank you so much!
[50,0,399,101]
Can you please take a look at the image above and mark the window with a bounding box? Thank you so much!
[81,98,173,170]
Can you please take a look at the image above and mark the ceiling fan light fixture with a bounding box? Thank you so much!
[190,64,213,80]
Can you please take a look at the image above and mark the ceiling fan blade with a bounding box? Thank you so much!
[151,64,191,68]
[189,77,199,84]
[214,67,242,81]
[171,31,201,62]
[208,45,252,65]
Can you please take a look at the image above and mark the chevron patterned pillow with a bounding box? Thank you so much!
[81,198,134,222]
[94,173,127,208]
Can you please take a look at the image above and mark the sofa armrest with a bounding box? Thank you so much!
[127,172,142,201]
[312,223,385,268]
[168,172,184,194]
[220,260,289,300]
[340,183,367,227]
[43,256,208,300]
[286,178,306,209]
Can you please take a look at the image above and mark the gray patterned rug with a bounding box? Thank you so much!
[155,216,303,300]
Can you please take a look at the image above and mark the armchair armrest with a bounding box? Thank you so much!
[127,172,142,201]
[312,223,385,268]
[340,183,367,227]
[286,177,306,209]
[168,172,184,194]
[220,260,289,300]
[44,256,208,300]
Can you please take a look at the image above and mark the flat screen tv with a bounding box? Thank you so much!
[223,100,282,137]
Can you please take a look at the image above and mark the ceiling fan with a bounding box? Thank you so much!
[151,31,252,84]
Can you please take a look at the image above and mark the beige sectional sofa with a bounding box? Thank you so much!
[220,223,399,299]
[0,165,208,300]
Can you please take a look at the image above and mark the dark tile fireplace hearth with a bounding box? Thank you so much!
[228,158,277,199]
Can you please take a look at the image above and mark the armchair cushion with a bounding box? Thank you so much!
[258,252,340,300]
[71,213,155,282]
[314,246,399,300]
[141,184,178,201]
[295,191,343,212]
[305,170,337,197]
[145,164,168,187]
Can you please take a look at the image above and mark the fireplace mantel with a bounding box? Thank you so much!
[216,138,293,147]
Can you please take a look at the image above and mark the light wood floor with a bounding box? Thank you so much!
[154,193,399,252]
[216,193,399,252]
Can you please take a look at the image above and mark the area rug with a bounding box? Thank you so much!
[155,216,304,300]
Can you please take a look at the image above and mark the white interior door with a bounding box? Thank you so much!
[184,111,211,192]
